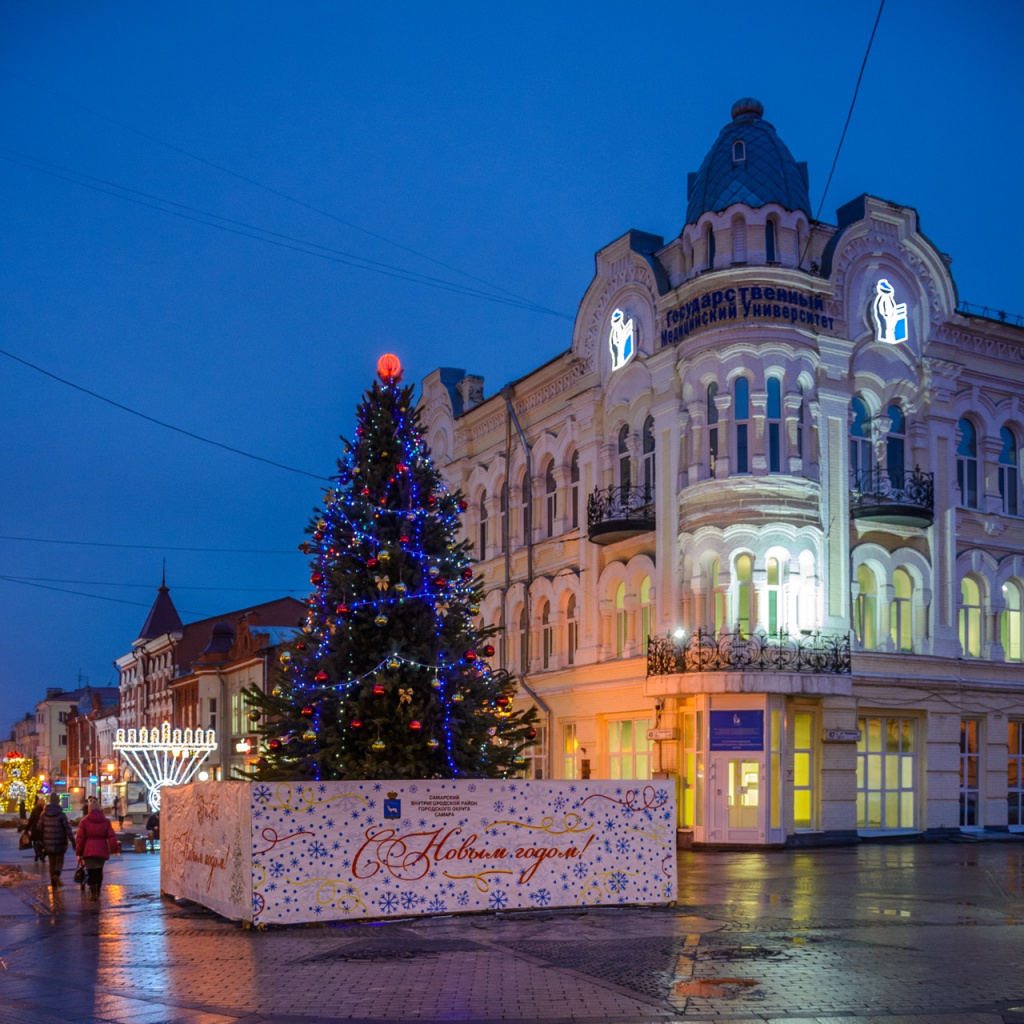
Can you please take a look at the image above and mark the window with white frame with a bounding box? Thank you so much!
[736,553,754,636]
[960,719,980,827]
[638,575,652,655]
[855,565,878,650]
[499,483,508,554]
[569,452,580,529]
[566,593,578,666]
[849,397,873,484]
[857,715,916,829]
[608,718,652,779]
[709,557,726,633]
[540,601,553,670]
[562,722,579,779]
[519,470,531,542]
[792,711,814,829]
[959,577,982,658]
[731,213,746,262]
[708,382,719,476]
[890,567,914,652]
[641,415,655,501]
[887,405,906,487]
[734,377,750,474]
[766,556,783,634]
[999,426,1020,516]
[1009,720,1024,827]
[767,378,782,473]
[618,425,631,495]
[478,490,488,560]
[615,582,627,657]
[519,606,529,672]
[796,384,805,461]
[544,460,557,537]
[957,418,979,508]
[1003,582,1023,662]
[522,725,547,780]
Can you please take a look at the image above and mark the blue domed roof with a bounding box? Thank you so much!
[686,99,809,224]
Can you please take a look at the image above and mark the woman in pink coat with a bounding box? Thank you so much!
[75,797,119,900]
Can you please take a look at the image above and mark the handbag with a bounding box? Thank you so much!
[18,830,31,850]
[74,861,86,884]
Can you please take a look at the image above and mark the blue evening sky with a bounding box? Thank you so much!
[1,0,1021,726]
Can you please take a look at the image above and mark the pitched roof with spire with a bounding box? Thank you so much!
[136,570,184,641]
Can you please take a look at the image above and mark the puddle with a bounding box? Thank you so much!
[675,976,759,998]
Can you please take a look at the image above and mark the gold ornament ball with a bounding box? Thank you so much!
[371,739,386,752]
[375,612,388,626]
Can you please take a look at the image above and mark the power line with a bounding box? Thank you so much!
[0,65,565,317]
[0,534,299,554]
[1,575,304,592]
[0,575,217,618]
[0,147,568,317]
[0,346,332,481]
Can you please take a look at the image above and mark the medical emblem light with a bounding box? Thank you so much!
[114,722,217,810]
[609,308,636,370]
[871,279,908,344]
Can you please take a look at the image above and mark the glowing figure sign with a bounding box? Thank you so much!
[609,308,636,370]
[114,722,217,810]
[872,279,907,344]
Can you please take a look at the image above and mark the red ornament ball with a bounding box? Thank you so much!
[399,535,410,544]
[335,603,349,615]
[526,727,537,741]
[377,352,403,382]
[495,695,510,708]
[315,670,329,683]
[482,644,495,657]
[350,718,363,729]
[296,642,307,651]
[373,683,385,696]
[459,500,468,512]
[465,650,477,661]
[367,557,378,568]
[409,720,422,731]
[310,572,323,585]
[301,705,315,717]
[268,739,282,752]
[462,568,473,580]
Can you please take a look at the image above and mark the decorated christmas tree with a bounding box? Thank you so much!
[247,354,537,780]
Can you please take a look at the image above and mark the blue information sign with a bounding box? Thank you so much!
[709,710,764,751]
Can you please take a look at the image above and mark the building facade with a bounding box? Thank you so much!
[420,99,1024,846]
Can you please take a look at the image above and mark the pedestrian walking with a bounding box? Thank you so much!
[112,793,125,829]
[75,796,120,901]
[39,793,75,887]
[25,796,46,861]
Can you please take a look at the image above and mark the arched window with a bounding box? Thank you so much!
[999,427,1020,516]
[736,554,754,636]
[499,483,508,553]
[544,460,557,538]
[570,452,580,529]
[638,575,652,655]
[566,593,578,666]
[615,582,627,657]
[855,565,878,650]
[959,577,982,658]
[890,568,913,652]
[519,469,531,541]
[540,601,553,670]
[618,425,631,494]
[886,405,906,488]
[519,605,529,672]
[707,383,719,475]
[732,139,746,163]
[765,219,777,262]
[766,556,782,633]
[704,223,715,270]
[641,415,655,500]
[767,378,782,473]
[478,490,488,560]
[731,214,746,263]
[709,557,726,633]
[1002,582,1023,661]
[734,377,750,474]
[850,397,873,484]
[957,419,978,508]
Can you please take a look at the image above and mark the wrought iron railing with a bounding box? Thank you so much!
[646,628,851,676]
[849,466,933,518]
[958,302,1024,326]
[587,484,655,530]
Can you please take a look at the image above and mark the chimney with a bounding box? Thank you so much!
[457,375,485,412]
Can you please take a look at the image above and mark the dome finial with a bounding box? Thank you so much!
[731,98,764,121]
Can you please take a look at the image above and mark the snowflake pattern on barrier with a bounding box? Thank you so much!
[251,780,676,925]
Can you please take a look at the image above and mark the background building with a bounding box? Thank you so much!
[420,98,1024,846]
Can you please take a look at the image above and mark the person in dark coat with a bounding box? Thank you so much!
[39,793,75,887]
[25,796,46,861]
[75,796,119,900]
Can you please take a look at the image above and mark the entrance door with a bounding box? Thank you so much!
[709,754,765,842]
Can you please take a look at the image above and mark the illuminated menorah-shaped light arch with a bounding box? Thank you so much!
[113,722,218,811]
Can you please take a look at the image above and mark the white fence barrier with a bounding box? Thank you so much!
[162,778,677,925]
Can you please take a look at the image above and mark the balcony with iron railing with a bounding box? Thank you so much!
[647,627,851,677]
[587,484,656,545]
[849,467,934,527]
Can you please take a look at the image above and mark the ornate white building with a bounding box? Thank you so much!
[420,99,1024,846]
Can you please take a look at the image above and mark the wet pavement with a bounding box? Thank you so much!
[0,825,1022,1023]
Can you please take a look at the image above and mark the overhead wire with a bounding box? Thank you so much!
[0,535,297,554]
[0,65,564,317]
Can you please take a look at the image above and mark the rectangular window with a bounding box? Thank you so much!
[567,618,578,666]
[209,697,217,732]
[680,709,703,828]
[1000,464,1020,517]
[960,719,980,827]
[608,718,652,780]
[523,726,547,780]
[231,693,242,736]
[1009,721,1024,828]
[856,716,916,829]
[768,422,780,474]
[957,458,978,508]
[736,423,748,474]
[639,603,651,656]
[562,723,579,780]
[542,620,553,670]
[616,608,628,658]
[792,711,813,829]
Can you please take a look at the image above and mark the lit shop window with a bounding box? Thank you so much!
[791,711,814,829]
[608,718,652,780]
[1008,721,1024,828]
[680,708,703,828]
[562,723,579,780]
[857,716,916,829]
[960,719,980,827]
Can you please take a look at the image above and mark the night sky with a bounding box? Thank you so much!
[2,0,1022,727]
